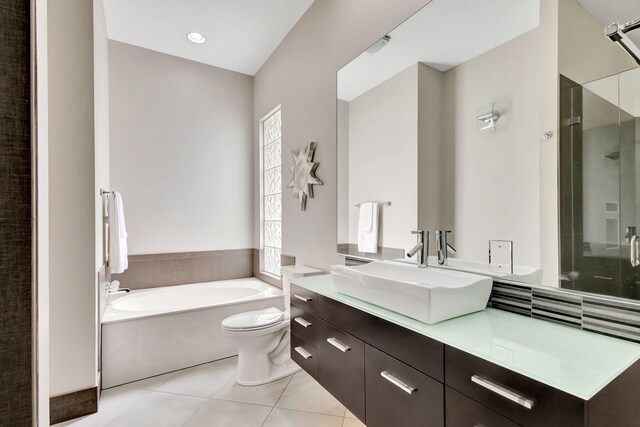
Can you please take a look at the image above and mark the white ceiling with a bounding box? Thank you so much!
[577,0,640,48]
[337,0,540,101]
[103,0,315,76]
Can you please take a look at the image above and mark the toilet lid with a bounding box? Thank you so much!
[222,307,285,330]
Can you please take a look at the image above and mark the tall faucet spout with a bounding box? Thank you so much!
[407,243,423,258]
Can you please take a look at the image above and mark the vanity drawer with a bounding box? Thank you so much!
[365,344,444,427]
[446,386,521,427]
[290,283,319,316]
[445,346,585,427]
[290,304,316,346]
[317,319,366,422]
[318,294,444,381]
[291,332,317,380]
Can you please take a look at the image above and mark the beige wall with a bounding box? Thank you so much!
[48,0,98,396]
[109,42,254,255]
[558,0,637,85]
[254,0,432,270]
[347,64,419,251]
[417,62,446,252]
[442,28,542,269]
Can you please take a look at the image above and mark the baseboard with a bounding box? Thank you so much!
[49,386,98,425]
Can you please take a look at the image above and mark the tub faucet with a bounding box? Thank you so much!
[407,230,429,268]
[436,230,456,265]
[106,280,130,294]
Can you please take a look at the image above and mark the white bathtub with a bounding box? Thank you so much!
[102,278,283,388]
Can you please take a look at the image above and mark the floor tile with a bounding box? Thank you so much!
[120,370,178,391]
[263,408,344,427]
[106,391,207,427]
[183,399,271,427]
[342,417,366,427]
[156,357,237,398]
[344,409,357,419]
[53,387,150,427]
[276,371,345,417]
[213,375,292,406]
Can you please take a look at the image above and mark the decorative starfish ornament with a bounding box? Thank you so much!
[288,141,323,211]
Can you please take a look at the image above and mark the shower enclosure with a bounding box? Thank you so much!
[560,67,640,299]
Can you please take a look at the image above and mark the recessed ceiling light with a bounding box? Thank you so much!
[187,32,206,44]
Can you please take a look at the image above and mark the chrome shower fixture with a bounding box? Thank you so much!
[606,17,640,65]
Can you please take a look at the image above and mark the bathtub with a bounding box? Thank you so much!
[101,278,283,388]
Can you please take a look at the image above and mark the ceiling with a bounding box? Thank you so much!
[577,0,640,48]
[103,0,315,76]
[337,0,540,101]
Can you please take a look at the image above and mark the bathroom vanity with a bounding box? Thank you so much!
[289,275,640,427]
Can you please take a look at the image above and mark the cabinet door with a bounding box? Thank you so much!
[365,344,444,427]
[445,346,585,427]
[317,319,365,422]
[446,387,521,427]
[291,332,317,379]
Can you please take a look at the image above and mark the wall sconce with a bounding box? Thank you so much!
[476,102,501,133]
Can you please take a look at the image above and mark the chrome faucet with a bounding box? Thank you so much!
[106,280,130,294]
[407,230,429,268]
[436,230,456,265]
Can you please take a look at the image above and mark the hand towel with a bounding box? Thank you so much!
[109,191,128,274]
[357,202,379,253]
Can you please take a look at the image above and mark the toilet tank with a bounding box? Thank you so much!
[281,265,324,317]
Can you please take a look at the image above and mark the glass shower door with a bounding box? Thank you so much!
[561,68,640,299]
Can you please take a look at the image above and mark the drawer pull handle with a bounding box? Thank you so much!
[294,346,312,359]
[294,317,312,328]
[381,371,416,394]
[294,294,312,302]
[471,375,534,409]
[326,337,351,352]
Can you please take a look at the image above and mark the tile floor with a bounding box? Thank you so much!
[54,357,366,427]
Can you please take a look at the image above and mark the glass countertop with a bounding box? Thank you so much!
[292,274,640,400]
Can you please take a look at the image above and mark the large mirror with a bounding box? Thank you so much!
[337,0,640,297]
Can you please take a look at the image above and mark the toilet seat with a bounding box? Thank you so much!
[221,307,285,332]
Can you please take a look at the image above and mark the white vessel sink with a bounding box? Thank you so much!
[331,261,493,324]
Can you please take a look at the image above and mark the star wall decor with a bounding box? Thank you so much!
[288,141,323,211]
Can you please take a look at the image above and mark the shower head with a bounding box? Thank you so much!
[605,151,620,161]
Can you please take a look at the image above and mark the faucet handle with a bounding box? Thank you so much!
[411,230,424,235]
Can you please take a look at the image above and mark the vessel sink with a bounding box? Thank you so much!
[331,261,493,324]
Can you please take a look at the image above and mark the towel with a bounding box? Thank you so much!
[357,202,379,253]
[109,191,128,274]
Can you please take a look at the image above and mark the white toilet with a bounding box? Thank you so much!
[221,265,323,386]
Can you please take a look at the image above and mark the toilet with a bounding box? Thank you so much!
[221,265,323,386]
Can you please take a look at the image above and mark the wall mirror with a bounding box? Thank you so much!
[336,0,640,299]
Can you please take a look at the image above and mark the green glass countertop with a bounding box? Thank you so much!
[291,274,640,400]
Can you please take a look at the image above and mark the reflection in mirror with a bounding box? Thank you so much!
[560,68,640,299]
[337,0,640,294]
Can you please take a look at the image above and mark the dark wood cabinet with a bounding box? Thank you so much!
[446,386,520,427]
[445,346,585,427]
[291,332,317,380]
[365,344,444,427]
[317,319,366,421]
[290,282,640,427]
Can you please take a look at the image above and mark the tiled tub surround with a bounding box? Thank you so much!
[489,281,640,343]
[111,249,254,290]
[102,278,283,388]
[111,249,295,290]
[292,275,640,426]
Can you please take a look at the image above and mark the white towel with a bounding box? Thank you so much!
[357,202,379,253]
[109,191,128,274]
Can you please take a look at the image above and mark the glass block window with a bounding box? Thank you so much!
[261,108,282,276]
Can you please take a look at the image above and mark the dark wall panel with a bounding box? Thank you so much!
[0,0,33,425]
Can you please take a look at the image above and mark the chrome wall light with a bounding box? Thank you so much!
[476,102,501,133]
